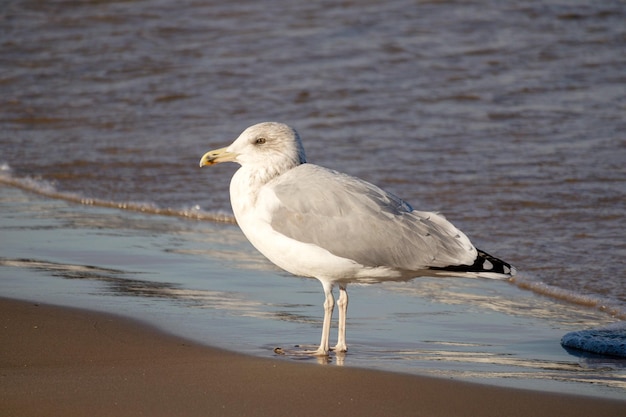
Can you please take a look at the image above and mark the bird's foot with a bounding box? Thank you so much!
[331,344,348,353]
[273,345,330,357]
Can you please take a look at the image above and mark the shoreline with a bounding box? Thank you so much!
[1,297,624,417]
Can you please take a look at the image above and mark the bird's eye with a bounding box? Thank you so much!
[255,138,266,145]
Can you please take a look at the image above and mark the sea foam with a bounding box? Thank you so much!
[511,274,626,321]
[0,162,236,224]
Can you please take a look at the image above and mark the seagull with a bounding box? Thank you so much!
[199,122,515,356]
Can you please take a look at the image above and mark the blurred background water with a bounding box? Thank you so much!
[1,0,625,398]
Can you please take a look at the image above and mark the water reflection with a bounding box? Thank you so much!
[0,257,274,319]
[347,342,626,390]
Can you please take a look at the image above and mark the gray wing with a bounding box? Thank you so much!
[267,164,477,271]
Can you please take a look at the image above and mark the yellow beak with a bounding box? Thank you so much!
[199,147,237,167]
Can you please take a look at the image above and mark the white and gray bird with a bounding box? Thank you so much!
[199,122,515,356]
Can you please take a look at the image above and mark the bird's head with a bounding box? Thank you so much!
[199,122,307,173]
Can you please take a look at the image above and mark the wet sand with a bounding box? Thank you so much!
[1,297,624,417]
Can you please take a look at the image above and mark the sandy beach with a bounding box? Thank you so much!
[1,297,624,417]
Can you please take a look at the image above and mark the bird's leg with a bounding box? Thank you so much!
[333,285,348,352]
[311,282,334,356]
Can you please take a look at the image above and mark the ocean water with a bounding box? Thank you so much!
[1,0,625,399]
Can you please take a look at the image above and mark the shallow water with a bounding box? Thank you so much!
[1,0,625,399]
[1,186,625,400]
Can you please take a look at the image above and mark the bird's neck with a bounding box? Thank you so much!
[229,164,286,220]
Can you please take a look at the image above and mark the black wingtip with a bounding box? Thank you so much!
[430,249,515,277]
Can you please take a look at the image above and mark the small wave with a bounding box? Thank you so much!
[0,162,236,224]
[511,274,626,320]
